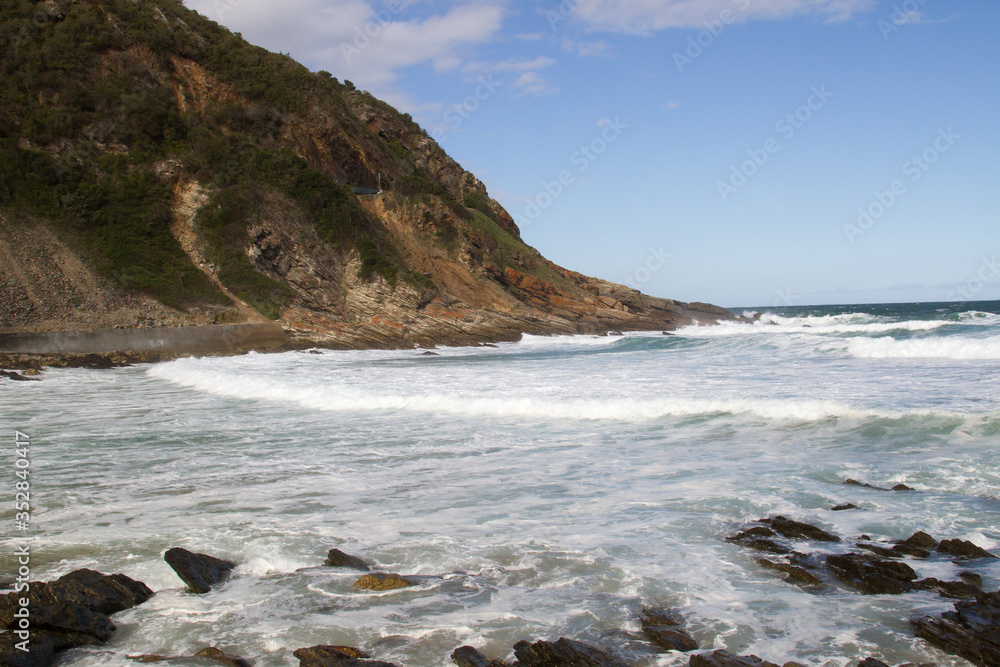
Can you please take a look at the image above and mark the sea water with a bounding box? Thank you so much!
[4,301,1000,666]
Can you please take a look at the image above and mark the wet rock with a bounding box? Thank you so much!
[826,553,917,594]
[762,516,840,543]
[725,528,789,555]
[936,539,997,560]
[294,645,397,667]
[639,607,698,652]
[420,351,439,356]
[354,573,417,591]
[324,548,370,571]
[753,557,823,586]
[832,504,858,511]
[688,649,781,667]
[857,659,891,667]
[914,578,981,599]
[892,484,914,491]
[961,572,984,587]
[193,647,252,667]
[1,370,40,381]
[164,547,235,594]
[844,479,880,489]
[512,637,632,667]
[451,645,510,667]
[911,590,1000,666]
[901,531,938,549]
[0,569,152,667]
[857,543,903,559]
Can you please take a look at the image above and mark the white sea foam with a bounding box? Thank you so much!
[842,335,1000,359]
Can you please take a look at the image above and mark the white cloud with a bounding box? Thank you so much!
[568,0,877,35]
[561,37,613,57]
[464,56,558,96]
[182,0,504,91]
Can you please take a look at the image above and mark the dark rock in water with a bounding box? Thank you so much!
[451,645,510,667]
[1,370,40,381]
[892,484,914,491]
[753,557,823,587]
[960,572,984,587]
[420,351,439,356]
[914,578,981,600]
[294,645,396,667]
[726,528,789,554]
[354,573,417,591]
[825,553,917,594]
[936,539,997,560]
[164,547,235,594]
[911,590,1000,666]
[640,607,698,652]
[194,647,252,667]
[512,637,632,666]
[857,543,903,559]
[688,649,781,667]
[32,603,116,642]
[857,659,891,667]
[0,632,57,667]
[832,503,858,511]
[608,331,624,336]
[662,331,675,336]
[0,569,152,667]
[901,531,938,549]
[324,548,371,571]
[762,516,840,542]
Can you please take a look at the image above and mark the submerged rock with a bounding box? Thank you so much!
[354,573,417,591]
[164,547,235,594]
[451,645,511,667]
[324,548,371,571]
[294,645,397,667]
[639,607,698,652]
[762,516,840,543]
[193,647,252,667]
[512,637,632,666]
[911,590,1000,666]
[832,503,858,511]
[753,557,823,587]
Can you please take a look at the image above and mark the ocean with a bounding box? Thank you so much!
[5,301,1000,666]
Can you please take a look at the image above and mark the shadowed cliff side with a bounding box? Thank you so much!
[0,0,737,348]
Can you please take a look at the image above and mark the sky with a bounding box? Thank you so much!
[182,0,1000,308]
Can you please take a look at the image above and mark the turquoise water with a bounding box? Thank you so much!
[4,301,1000,666]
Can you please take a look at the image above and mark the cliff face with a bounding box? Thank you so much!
[0,0,735,347]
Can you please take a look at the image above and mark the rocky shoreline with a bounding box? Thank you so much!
[3,503,996,667]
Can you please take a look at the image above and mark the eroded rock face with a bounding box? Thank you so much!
[512,637,632,667]
[163,547,235,594]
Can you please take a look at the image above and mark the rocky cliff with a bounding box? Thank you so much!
[0,0,736,348]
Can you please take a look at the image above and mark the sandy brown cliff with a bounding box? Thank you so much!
[0,0,736,349]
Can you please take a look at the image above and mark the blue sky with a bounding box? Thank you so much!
[183,0,1000,308]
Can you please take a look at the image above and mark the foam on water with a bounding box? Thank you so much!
[6,301,1000,667]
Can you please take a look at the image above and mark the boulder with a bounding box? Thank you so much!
[0,632,56,667]
[31,603,115,642]
[164,547,235,594]
[639,607,697,652]
[354,573,416,591]
[762,516,840,543]
[512,638,632,666]
[324,549,370,571]
[900,531,937,549]
[451,645,510,666]
[832,504,858,511]
[912,590,1000,666]
[294,645,397,667]
[825,553,917,594]
[857,659,891,667]
[753,557,822,586]
[193,647,252,667]
[914,578,981,599]
[688,650,781,667]
[936,539,997,560]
